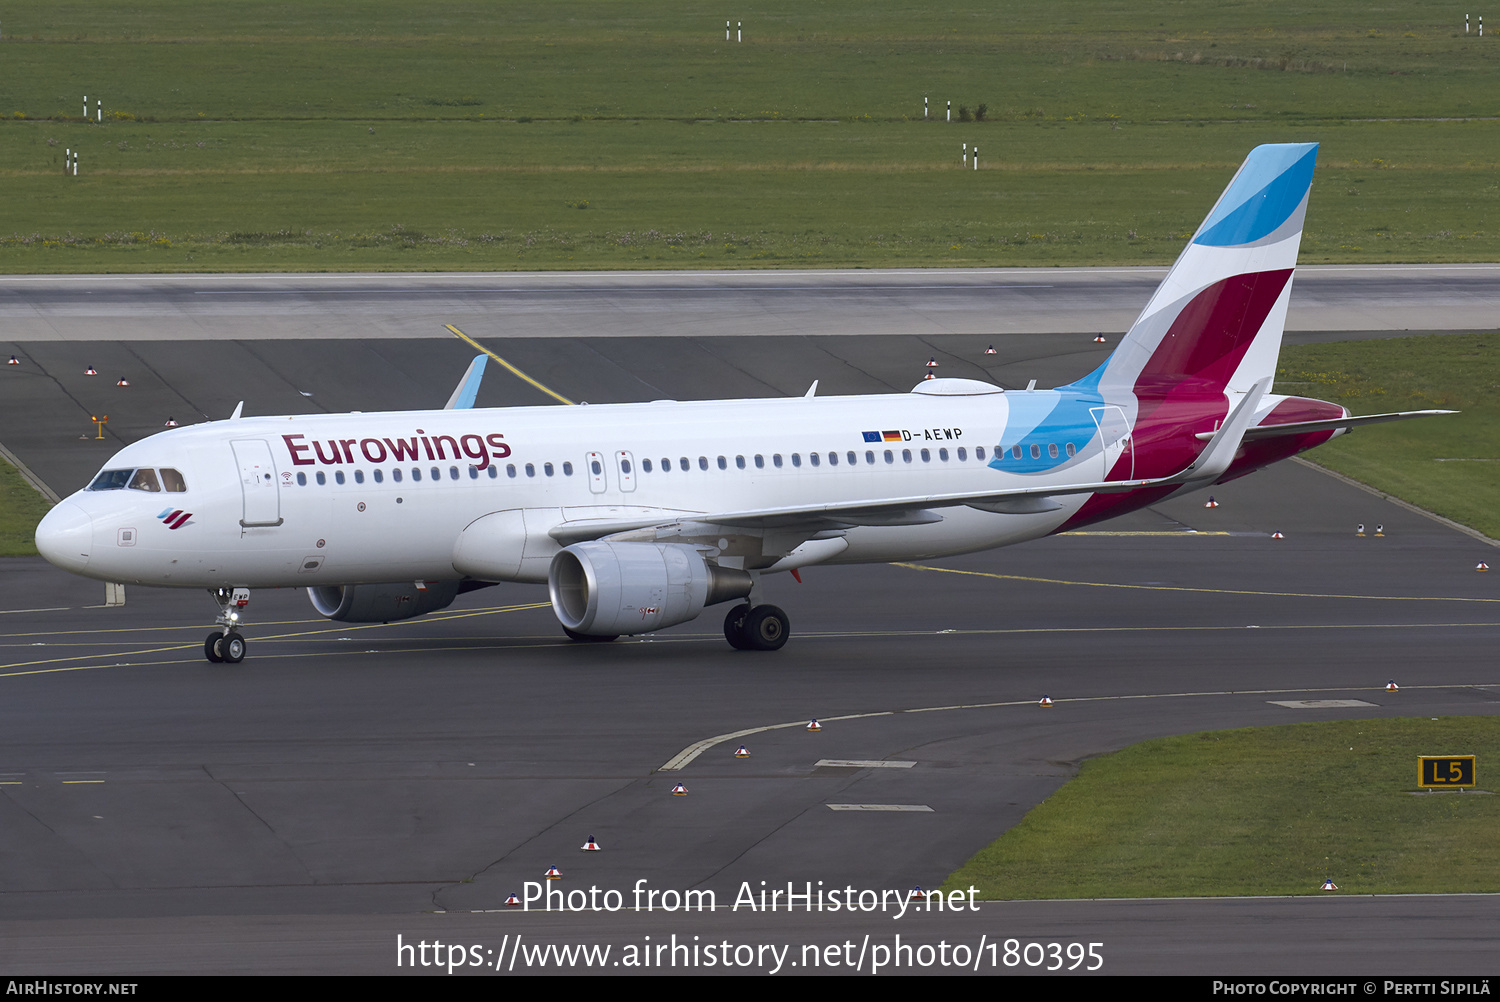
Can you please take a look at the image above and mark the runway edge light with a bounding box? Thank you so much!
[1321,878,1338,891]
[807,718,822,731]
[581,835,601,852]
[734,745,750,758]
[505,893,521,907]
[671,782,688,796]
[1386,680,1400,692]
[545,865,562,879]
[1039,695,1054,708]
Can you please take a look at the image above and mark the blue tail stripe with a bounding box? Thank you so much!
[1193,144,1317,247]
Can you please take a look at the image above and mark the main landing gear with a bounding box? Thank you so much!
[723,603,790,651]
[204,586,251,664]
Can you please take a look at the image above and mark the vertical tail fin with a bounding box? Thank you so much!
[1082,143,1318,399]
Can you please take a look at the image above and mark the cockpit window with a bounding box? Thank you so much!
[87,467,188,493]
[89,469,133,491]
[128,468,161,493]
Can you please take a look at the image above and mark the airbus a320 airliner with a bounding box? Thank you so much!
[35,143,1449,662]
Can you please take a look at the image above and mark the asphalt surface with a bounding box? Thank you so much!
[2,263,1499,342]
[1,269,1497,976]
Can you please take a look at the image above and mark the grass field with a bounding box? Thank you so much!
[0,458,55,556]
[1277,333,1500,541]
[944,716,1500,899]
[0,1,1497,271]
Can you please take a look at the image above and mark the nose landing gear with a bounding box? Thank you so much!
[204,587,250,664]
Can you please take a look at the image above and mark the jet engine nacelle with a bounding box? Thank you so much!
[549,541,753,636]
[308,581,460,623]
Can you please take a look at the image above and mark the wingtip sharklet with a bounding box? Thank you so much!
[444,355,488,410]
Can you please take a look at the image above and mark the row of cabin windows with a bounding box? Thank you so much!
[289,442,1081,487]
[630,443,1076,471]
[294,463,570,486]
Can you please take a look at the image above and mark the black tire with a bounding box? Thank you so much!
[220,631,246,664]
[204,632,225,663]
[562,625,618,643]
[743,605,790,651]
[723,603,752,650]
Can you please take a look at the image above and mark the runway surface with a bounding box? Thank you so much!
[1,269,1498,975]
[2,263,1499,342]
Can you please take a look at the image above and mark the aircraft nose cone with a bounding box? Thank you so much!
[35,501,92,572]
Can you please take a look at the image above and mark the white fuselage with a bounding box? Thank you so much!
[38,383,1113,590]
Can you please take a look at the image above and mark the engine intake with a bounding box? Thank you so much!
[549,541,752,636]
[308,581,460,622]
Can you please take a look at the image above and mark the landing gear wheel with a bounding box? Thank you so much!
[562,626,618,643]
[743,604,790,651]
[723,603,752,650]
[204,632,225,663]
[220,631,246,664]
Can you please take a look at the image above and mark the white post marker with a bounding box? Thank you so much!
[924,96,928,119]
[726,20,729,41]
[65,148,69,174]
[97,98,101,123]
[962,142,967,166]
[947,99,951,122]
[737,21,741,42]
[84,95,88,119]
[1467,13,1470,32]
[973,147,977,170]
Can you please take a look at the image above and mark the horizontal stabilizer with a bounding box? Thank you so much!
[1197,409,1459,441]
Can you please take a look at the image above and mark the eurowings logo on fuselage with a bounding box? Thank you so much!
[282,430,513,469]
[157,508,193,529]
